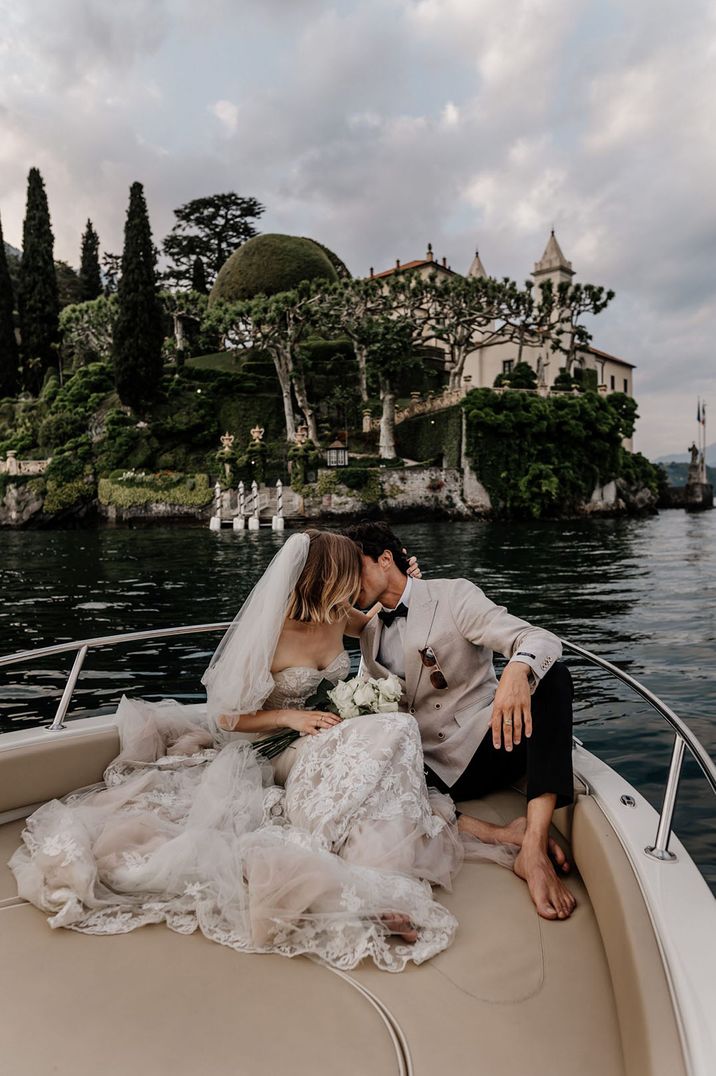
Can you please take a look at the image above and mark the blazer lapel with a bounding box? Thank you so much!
[405,580,438,706]
[361,614,391,678]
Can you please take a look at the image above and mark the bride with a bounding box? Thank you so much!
[9,530,515,972]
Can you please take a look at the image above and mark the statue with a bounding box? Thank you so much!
[689,442,699,466]
[220,431,235,452]
[250,425,265,443]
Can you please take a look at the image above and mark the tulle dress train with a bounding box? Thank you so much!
[8,651,513,972]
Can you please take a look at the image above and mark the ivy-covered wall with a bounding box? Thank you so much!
[461,388,657,518]
[396,406,463,468]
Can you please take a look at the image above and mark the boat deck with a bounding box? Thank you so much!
[0,789,627,1076]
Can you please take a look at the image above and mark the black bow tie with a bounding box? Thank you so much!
[378,602,409,627]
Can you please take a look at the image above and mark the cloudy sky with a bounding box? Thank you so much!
[1,0,714,458]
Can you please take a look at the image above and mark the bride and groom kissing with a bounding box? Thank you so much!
[9,520,576,973]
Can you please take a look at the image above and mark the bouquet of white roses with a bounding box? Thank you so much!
[252,673,403,759]
[327,674,403,719]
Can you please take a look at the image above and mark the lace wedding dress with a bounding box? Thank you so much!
[8,651,468,972]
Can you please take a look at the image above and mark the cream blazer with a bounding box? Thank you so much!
[359,576,562,787]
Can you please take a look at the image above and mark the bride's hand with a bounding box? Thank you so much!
[281,709,342,736]
[405,550,422,579]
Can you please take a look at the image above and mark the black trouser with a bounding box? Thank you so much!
[425,662,575,810]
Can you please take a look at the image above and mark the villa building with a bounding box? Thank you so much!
[368,232,635,398]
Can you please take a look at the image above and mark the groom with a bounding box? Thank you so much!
[343,520,577,921]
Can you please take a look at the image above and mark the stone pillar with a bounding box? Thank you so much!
[6,451,18,476]
[209,481,222,531]
[362,409,373,434]
[248,480,260,530]
[272,478,285,530]
[233,480,246,531]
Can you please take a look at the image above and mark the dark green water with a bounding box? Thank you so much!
[1,513,714,886]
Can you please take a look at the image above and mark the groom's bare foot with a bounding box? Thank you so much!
[381,913,418,943]
[501,816,571,874]
[457,813,570,874]
[513,837,577,920]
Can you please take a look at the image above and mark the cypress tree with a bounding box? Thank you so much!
[191,255,208,294]
[18,167,60,394]
[0,214,20,398]
[79,219,102,301]
[113,182,164,413]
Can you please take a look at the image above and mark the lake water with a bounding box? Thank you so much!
[1,511,714,887]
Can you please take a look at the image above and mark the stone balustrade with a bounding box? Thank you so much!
[0,452,51,477]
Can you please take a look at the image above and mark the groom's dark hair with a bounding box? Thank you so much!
[342,520,409,575]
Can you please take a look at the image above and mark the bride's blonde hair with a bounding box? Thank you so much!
[287,530,361,624]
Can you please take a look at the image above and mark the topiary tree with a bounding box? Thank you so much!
[79,219,102,301]
[112,182,165,413]
[299,237,351,280]
[0,212,20,398]
[18,167,60,394]
[507,361,537,388]
[209,233,338,304]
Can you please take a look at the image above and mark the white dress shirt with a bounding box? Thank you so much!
[376,576,412,681]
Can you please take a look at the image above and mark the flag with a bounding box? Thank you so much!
[702,402,707,426]
[697,399,701,423]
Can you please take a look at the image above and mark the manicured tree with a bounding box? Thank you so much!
[0,214,20,397]
[191,255,208,294]
[79,219,102,301]
[18,167,60,393]
[112,182,164,412]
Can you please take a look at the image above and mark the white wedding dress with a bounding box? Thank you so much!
[9,650,471,972]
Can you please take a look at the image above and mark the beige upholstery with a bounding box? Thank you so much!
[1,791,627,1076]
[0,737,686,1076]
[0,726,120,814]
[571,796,688,1076]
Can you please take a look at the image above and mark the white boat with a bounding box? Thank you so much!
[1,625,714,1076]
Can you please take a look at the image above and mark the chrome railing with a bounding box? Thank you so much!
[1,626,714,863]
[560,640,716,862]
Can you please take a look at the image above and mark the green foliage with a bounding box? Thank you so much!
[0,213,20,397]
[191,256,208,294]
[98,473,212,509]
[162,193,266,289]
[55,261,83,308]
[209,234,338,304]
[298,238,351,280]
[618,448,662,495]
[507,361,538,388]
[462,388,654,518]
[60,295,117,368]
[18,167,60,394]
[573,366,599,392]
[396,407,463,467]
[46,434,93,484]
[552,368,574,391]
[79,219,102,301]
[113,182,165,413]
[44,477,93,513]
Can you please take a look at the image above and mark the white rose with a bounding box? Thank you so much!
[352,681,378,710]
[328,680,355,709]
[339,701,361,720]
[376,700,399,713]
[378,674,403,703]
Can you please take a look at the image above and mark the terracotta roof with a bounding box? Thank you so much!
[369,258,456,280]
[585,345,636,370]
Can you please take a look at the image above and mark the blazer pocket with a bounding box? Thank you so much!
[453,689,495,727]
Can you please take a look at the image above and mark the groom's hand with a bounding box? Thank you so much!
[491,663,533,751]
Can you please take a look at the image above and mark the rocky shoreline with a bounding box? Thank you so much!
[0,463,660,529]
